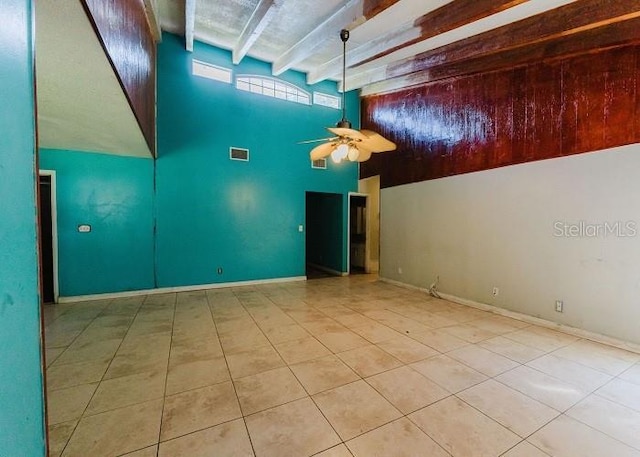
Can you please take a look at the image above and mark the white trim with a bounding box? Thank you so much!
[57,276,307,303]
[39,170,59,303]
[380,277,640,355]
[348,192,369,274]
[307,262,348,277]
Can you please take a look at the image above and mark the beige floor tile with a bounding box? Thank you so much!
[409,329,468,352]
[47,383,98,425]
[86,370,165,415]
[526,354,613,392]
[458,380,559,437]
[315,444,354,457]
[161,381,241,441]
[235,366,307,415]
[501,441,551,457]
[552,340,639,376]
[504,327,578,353]
[245,397,340,457]
[273,337,331,364]
[316,330,370,353]
[350,322,401,343]
[346,417,449,457]
[54,338,122,366]
[366,366,449,414]
[169,337,224,365]
[377,336,438,363]
[441,323,497,343]
[121,446,158,457]
[566,394,640,449]
[313,380,402,440]
[103,351,168,380]
[289,355,360,394]
[62,399,163,457]
[496,366,589,411]
[260,323,310,344]
[410,354,487,393]
[448,344,519,377]
[621,363,640,385]
[409,396,520,457]
[596,377,640,412]
[48,420,77,457]
[226,345,285,379]
[158,419,253,457]
[468,315,529,334]
[337,345,403,377]
[46,347,66,367]
[528,415,640,457]
[220,329,270,355]
[479,336,546,363]
[47,359,110,391]
[166,356,230,395]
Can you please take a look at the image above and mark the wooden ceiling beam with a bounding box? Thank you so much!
[387,0,640,78]
[233,0,280,65]
[361,15,640,96]
[308,0,526,85]
[185,0,196,52]
[271,0,364,76]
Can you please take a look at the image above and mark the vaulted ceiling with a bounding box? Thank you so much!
[157,0,640,95]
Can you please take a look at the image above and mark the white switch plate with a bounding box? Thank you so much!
[77,224,91,233]
[555,300,563,312]
[492,287,499,296]
[298,225,304,232]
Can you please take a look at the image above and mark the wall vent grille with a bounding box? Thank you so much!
[230,147,249,161]
[311,158,327,169]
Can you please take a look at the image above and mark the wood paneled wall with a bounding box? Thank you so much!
[361,44,640,188]
[81,0,156,154]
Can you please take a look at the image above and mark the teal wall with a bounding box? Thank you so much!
[39,33,358,296]
[155,33,358,286]
[0,1,46,455]
[39,150,155,296]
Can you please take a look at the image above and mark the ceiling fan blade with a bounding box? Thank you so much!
[360,130,397,152]
[356,148,373,162]
[310,142,337,161]
[297,137,338,145]
[327,127,369,141]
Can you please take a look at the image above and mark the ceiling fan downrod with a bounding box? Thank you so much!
[336,28,351,129]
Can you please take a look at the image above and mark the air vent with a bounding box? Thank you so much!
[230,147,249,161]
[311,158,327,169]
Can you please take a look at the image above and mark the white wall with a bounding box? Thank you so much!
[380,144,640,344]
[359,176,381,272]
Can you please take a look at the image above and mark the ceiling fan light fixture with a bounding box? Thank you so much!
[347,145,360,162]
[331,143,349,163]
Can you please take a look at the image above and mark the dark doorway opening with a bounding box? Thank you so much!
[305,192,344,279]
[39,174,55,304]
[349,195,367,274]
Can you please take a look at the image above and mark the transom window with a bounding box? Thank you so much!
[236,75,311,105]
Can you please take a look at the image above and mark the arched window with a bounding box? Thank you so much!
[236,75,311,106]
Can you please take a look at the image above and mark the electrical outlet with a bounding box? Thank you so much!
[492,287,499,296]
[555,300,563,313]
[217,267,223,275]
[398,267,403,274]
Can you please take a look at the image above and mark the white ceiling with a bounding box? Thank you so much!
[35,0,151,158]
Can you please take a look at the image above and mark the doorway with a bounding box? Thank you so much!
[305,192,344,278]
[349,193,368,274]
[39,171,58,303]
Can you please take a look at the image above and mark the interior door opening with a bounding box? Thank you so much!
[305,191,344,279]
[349,194,367,274]
[38,171,58,304]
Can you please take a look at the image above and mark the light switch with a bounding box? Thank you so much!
[298,225,304,232]
[78,224,91,233]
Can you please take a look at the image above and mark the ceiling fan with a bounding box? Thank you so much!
[300,29,396,163]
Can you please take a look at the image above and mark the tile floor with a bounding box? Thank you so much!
[43,275,640,457]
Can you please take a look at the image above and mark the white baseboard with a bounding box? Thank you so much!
[307,263,349,277]
[57,276,307,303]
[380,277,640,355]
